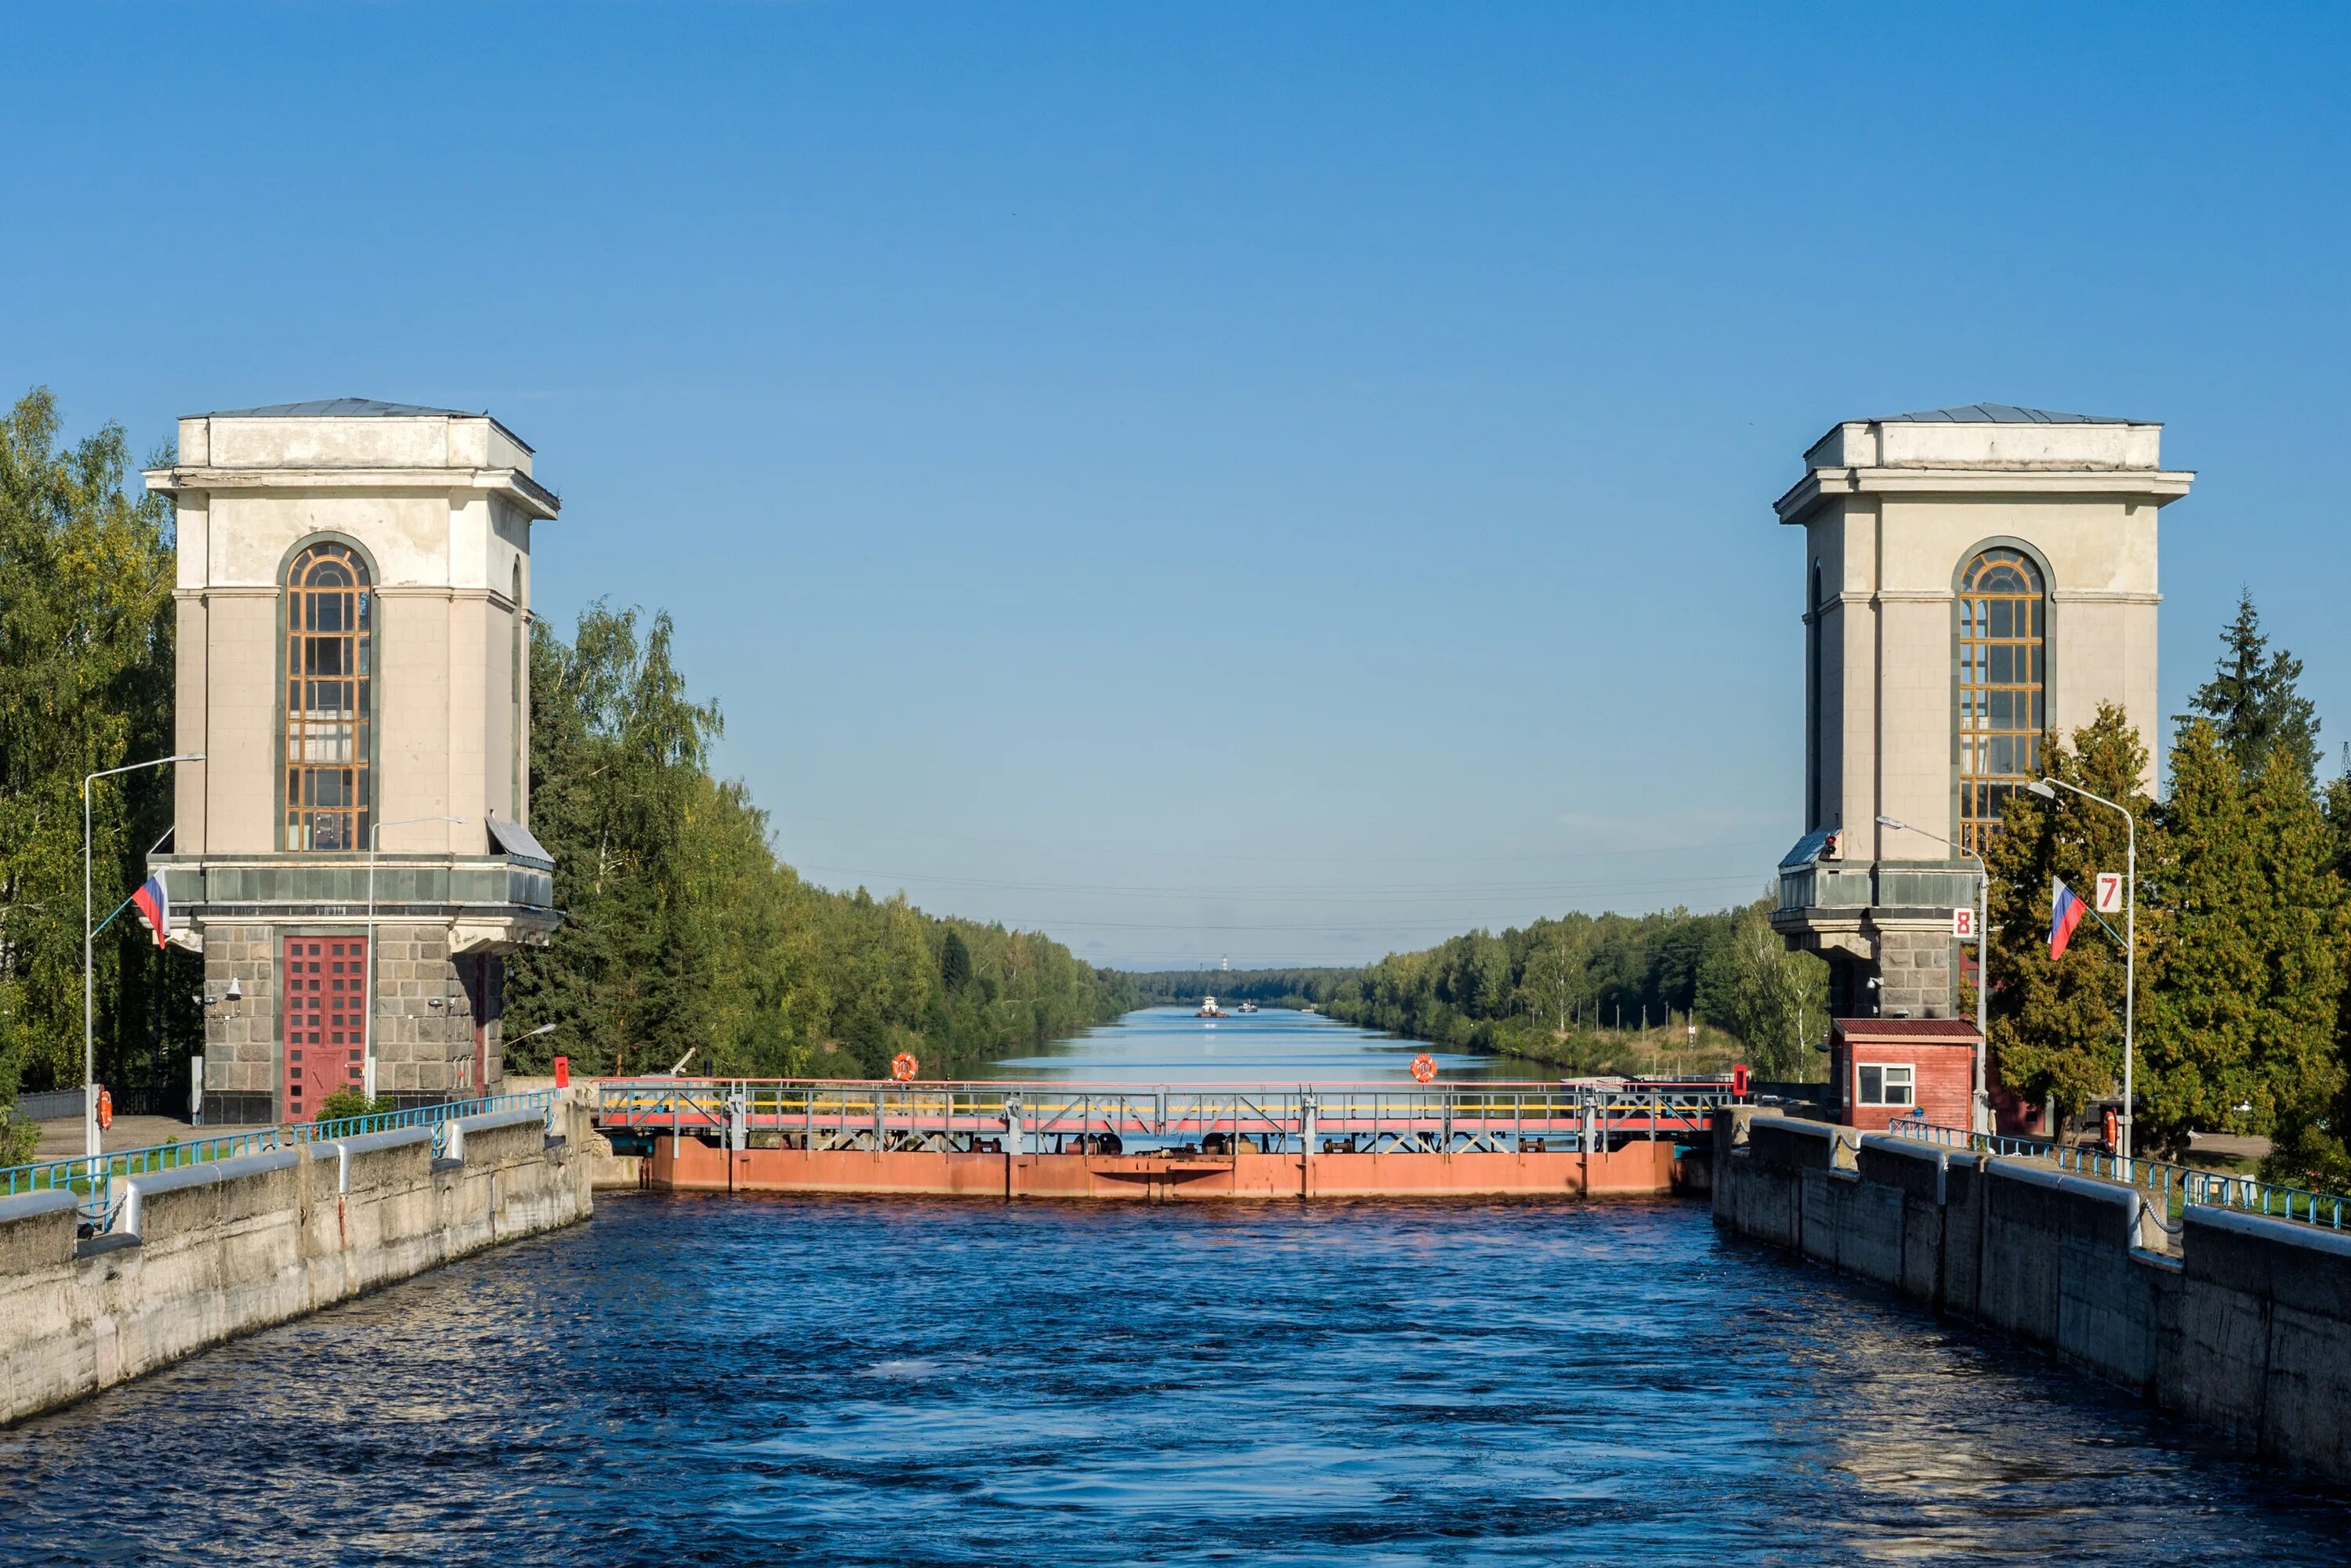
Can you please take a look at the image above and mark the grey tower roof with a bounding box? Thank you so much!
[202,397,479,418]
[1878,404,2134,425]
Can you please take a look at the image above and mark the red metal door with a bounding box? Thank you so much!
[282,935,368,1121]
[458,954,499,1094]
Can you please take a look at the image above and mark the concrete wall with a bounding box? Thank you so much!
[0,1101,594,1426]
[1714,1110,2349,1484]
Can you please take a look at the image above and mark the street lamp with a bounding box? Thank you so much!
[1877,814,1990,1135]
[85,752,205,1160]
[366,815,467,1100]
[2028,777,2137,1161]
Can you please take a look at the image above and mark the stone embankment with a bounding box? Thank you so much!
[0,1100,595,1425]
[1712,1108,2351,1483]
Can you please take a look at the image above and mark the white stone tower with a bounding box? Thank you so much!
[143,400,560,1123]
[1771,404,2191,1019]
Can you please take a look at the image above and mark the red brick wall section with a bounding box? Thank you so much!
[1843,1042,1975,1132]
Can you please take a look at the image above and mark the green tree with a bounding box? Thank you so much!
[0,389,191,1127]
[2271,774,2351,1189]
[505,604,723,1075]
[1694,898,1828,1080]
[1516,918,1595,1035]
[2142,722,2347,1150]
[505,603,1134,1083]
[1981,704,2150,1124]
[2179,590,2320,784]
[940,928,973,993]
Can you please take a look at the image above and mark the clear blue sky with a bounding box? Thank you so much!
[6,4,2347,967]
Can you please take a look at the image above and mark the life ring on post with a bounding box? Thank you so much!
[96,1088,114,1131]
[890,1052,918,1083]
[1409,1053,1437,1084]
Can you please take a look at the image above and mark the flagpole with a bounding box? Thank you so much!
[82,752,204,1164]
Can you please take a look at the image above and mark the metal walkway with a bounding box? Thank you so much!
[593,1077,1740,1157]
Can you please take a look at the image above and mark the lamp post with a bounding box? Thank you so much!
[2027,777,2136,1160]
[1876,814,1990,1134]
[366,815,466,1101]
[85,752,205,1160]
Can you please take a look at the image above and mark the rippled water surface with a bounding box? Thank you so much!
[5,1011,2346,1563]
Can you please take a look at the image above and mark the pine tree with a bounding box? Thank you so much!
[1980,704,2150,1124]
[2179,591,2320,784]
[2141,724,2347,1151]
[939,928,973,994]
[2266,772,2351,1188]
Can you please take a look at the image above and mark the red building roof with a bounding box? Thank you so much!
[1831,1017,1983,1045]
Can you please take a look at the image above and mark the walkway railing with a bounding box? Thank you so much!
[593,1077,1741,1153]
[0,1090,556,1234]
[1885,1117,2348,1231]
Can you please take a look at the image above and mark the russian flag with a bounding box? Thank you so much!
[130,874,169,951]
[2048,877,2086,961]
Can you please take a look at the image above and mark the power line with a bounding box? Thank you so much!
[787,862,1767,904]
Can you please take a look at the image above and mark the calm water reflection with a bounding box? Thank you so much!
[4,1009,2342,1563]
[980,1003,1546,1083]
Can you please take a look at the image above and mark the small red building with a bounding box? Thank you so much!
[1828,1017,1979,1132]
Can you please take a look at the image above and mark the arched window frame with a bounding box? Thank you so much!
[278,536,378,853]
[1806,559,1825,831]
[1951,539,2052,854]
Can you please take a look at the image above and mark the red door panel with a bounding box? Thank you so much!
[282,936,368,1121]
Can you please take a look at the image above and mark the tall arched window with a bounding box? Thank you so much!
[1957,546,2045,853]
[284,541,373,850]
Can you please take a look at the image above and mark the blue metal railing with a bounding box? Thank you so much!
[284,1090,556,1157]
[0,1091,556,1233]
[1886,1118,2348,1231]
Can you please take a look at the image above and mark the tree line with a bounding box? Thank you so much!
[1124,969,1358,1010]
[1270,901,1830,1080]
[501,603,1136,1081]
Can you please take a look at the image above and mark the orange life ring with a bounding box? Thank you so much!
[890,1052,918,1082]
[1409,1053,1436,1084]
[96,1088,114,1130]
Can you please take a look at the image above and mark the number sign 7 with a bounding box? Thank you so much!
[2095,872,2124,914]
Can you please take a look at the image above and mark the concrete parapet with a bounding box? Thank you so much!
[1857,1135,1947,1302]
[1714,1115,2351,1484]
[0,1099,595,1426]
[1749,1116,1856,1174]
[2174,1208,2351,1480]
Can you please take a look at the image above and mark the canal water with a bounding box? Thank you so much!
[5,1010,2346,1564]
[977,1002,1539,1083]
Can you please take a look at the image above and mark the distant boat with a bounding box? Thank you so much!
[1236,1001,1259,1014]
[1197,994,1226,1018]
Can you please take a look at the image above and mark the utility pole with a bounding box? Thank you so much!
[85,752,203,1161]
[2028,778,2137,1160]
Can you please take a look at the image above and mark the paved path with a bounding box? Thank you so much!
[31,1115,202,1163]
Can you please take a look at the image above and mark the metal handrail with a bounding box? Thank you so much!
[590,1077,1737,1149]
[286,1089,556,1156]
[1886,1117,2348,1230]
[0,1090,556,1232]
